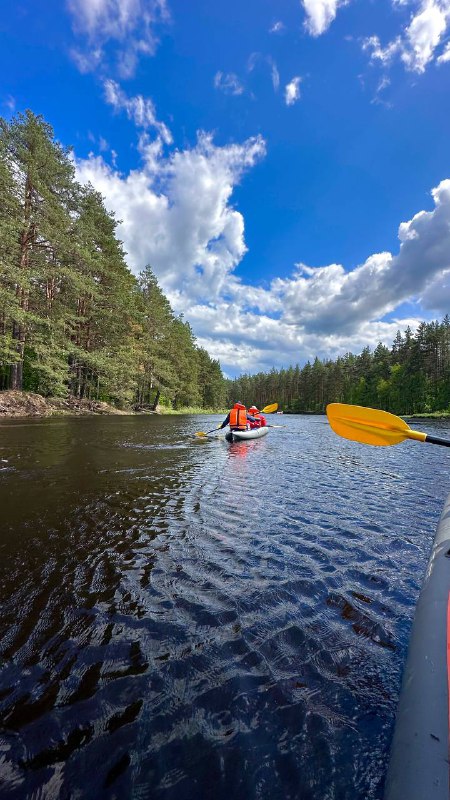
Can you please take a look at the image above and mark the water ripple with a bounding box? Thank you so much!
[0,414,448,799]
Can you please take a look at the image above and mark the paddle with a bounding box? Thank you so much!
[261,403,278,414]
[195,403,279,437]
[326,403,450,448]
[194,426,221,438]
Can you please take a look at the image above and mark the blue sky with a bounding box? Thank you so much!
[2,0,450,375]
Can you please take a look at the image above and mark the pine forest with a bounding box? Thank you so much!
[227,319,450,415]
[1,111,449,416]
[0,111,226,410]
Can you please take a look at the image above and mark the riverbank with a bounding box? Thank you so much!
[0,391,133,418]
[0,391,227,418]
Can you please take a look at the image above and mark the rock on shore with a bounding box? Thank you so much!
[0,391,131,417]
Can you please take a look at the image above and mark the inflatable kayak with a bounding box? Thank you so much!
[225,427,269,442]
[384,490,450,799]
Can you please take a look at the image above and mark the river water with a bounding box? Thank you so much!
[1,414,449,800]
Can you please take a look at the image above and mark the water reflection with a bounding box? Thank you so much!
[0,414,449,799]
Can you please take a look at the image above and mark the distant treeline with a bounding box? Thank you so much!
[0,111,226,409]
[227,318,450,415]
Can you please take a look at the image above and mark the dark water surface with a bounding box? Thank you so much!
[1,414,450,799]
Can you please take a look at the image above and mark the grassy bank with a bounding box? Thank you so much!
[160,406,227,415]
[406,411,450,419]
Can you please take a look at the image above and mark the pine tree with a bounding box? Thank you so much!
[0,124,21,389]
[1,111,77,393]
[136,265,177,408]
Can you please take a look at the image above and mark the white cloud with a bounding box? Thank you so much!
[103,79,172,143]
[270,21,285,34]
[247,53,280,92]
[270,59,280,91]
[302,0,348,36]
[402,0,448,71]
[420,268,450,311]
[437,40,450,62]
[284,76,302,105]
[363,0,450,74]
[75,127,450,373]
[362,35,402,68]
[67,0,169,76]
[75,132,266,304]
[263,180,450,335]
[214,72,245,96]
[186,176,450,371]
[371,75,392,107]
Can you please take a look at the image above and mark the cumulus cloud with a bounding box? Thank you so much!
[363,0,450,74]
[67,0,169,76]
[75,132,266,303]
[284,76,302,105]
[302,0,348,36]
[403,0,449,71]
[75,123,450,374]
[104,79,172,143]
[190,176,450,371]
[259,180,450,334]
[420,269,450,311]
[214,72,245,96]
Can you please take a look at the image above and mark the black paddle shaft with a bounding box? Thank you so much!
[425,434,450,447]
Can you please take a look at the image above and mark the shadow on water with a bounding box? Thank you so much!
[0,414,449,799]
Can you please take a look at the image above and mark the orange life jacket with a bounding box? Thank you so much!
[229,404,247,430]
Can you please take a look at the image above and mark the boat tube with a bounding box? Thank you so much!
[384,491,450,799]
[225,427,269,442]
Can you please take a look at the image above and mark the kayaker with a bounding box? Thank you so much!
[219,402,257,432]
[248,406,266,429]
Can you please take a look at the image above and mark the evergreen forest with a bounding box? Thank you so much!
[0,111,226,410]
[226,319,450,415]
[1,111,449,417]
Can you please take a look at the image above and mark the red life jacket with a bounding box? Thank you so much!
[229,403,247,430]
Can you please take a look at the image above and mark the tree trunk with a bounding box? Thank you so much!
[10,173,33,390]
[151,389,160,411]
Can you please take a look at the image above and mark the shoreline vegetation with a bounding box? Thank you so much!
[1,391,448,420]
[229,318,450,417]
[0,391,228,418]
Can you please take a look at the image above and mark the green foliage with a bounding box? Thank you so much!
[0,111,227,410]
[227,320,450,415]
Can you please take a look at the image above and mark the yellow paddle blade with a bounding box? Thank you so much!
[326,403,427,447]
[262,403,278,414]
[194,425,221,437]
